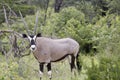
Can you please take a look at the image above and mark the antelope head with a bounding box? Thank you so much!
[19,11,41,51]
[22,33,41,51]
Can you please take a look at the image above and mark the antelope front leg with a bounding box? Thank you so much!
[47,63,52,80]
[39,63,44,80]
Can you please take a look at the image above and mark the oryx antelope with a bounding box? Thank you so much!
[19,11,81,80]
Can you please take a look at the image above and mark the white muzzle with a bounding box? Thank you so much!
[30,45,36,51]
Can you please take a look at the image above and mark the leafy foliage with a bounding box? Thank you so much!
[87,54,120,80]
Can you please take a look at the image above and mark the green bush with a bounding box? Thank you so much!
[87,54,120,80]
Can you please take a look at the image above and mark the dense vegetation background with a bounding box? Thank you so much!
[0,0,120,80]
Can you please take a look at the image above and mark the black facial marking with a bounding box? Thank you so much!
[30,35,34,38]
[31,39,35,45]
[28,35,36,45]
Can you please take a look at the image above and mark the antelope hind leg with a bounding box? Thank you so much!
[47,63,52,80]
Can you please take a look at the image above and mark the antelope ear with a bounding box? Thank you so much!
[22,34,27,38]
[36,33,41,37]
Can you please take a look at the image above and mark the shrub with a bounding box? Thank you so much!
[87,54,120,80]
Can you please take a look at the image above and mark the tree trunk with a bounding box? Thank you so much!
[54,0,63,13]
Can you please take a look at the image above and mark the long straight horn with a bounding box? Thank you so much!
[19,10,30,35]
[34,11,39,35]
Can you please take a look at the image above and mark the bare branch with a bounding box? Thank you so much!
[0,30,22,37]
[2,5,30,58]
[4,4,18,17]
[3,5,10,27]
[20,50,31,57]
[19,10,30,35]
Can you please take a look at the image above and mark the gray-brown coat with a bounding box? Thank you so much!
[33,37,79,63]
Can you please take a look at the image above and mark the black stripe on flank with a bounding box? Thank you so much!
[51,54,69,62]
